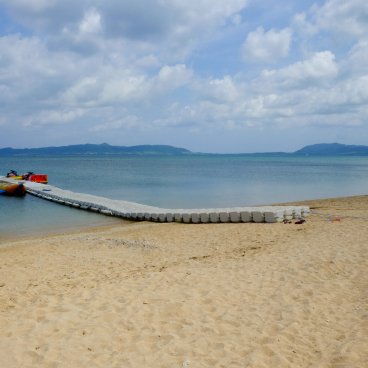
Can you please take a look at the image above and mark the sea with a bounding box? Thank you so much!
[1,154,368,239]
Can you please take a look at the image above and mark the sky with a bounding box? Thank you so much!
[0,0,367,153]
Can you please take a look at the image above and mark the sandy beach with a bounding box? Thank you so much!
[0,196,367,368]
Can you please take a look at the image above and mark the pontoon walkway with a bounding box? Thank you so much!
[1,177,310,223]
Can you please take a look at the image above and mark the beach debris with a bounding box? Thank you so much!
[106,239,157,249]
[295,219,306,225]
[331,217,341,222]
[76,235,158,249]
[182,359,190,368]
[101,237,158,249]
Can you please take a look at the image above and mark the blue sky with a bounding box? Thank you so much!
[0,0,367,153]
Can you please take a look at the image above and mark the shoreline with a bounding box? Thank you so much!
[0,221,129,247]
[1,194,367,367]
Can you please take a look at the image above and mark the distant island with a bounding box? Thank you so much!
[0,142,367,156]
[0,143,191,156]
[294,143,368,156]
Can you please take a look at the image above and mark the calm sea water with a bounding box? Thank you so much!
[1,155,368,238]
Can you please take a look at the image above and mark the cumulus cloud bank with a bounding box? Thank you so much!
[242,27,292,63]
[0,0,367,151]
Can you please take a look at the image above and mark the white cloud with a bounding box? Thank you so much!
[0,34,77,104]
[261,51,339,88]
[90,115,140,132]
[156,64,193,90]
[242,27,292,63]
[333,75,368,105]
[100,74,150,103]
[292,12,318,37]
[315,0,368,38]
[295,0,368,41]
[79,8,102,35]
[3,0,248,57]
[196,76,240,102]
[61,77,99,105]
[344,41,368,75]
[24,108,86,127]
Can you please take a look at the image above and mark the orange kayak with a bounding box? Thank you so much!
[0,180,26,196]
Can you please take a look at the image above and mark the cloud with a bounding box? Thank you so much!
[102,1,172,41]
[60,63,193,108]
[1,0,85,34]
[344,41,368,75]
[79,8,102,35]
[1,0,368,151]
[0,34,76,106]
[294,0,368,41]
[260,51,339,88]
[161,45,365,131]
[2,0,248,55]
[155,64,193,91]
[196,76,241,103]
[315,0,368,38]
[23,108,86,127]
[90,115,140,132]
[100,74,150,104]
[242,27,292,63]
[2,0,53,13]
[61,77,99,105]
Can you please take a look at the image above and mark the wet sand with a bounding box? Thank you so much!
[0,196,367,367]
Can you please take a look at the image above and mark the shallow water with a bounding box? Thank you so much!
[1,154,368,237]
[0,193,121,240]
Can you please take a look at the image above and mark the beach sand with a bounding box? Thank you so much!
[0,196,367,367]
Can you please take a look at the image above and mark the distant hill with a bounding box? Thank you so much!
[294,143,368,156]
[0,143,191,156]
[1,142,367,156]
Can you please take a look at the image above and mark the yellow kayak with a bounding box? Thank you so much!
[0,180,26,196]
